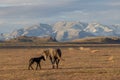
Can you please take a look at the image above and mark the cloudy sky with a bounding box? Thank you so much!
[0,0,120,33]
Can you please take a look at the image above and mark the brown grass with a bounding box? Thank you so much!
[0,45,120,80]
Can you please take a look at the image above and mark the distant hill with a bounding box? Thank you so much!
[72,37,120,44]
[6,36,57,43]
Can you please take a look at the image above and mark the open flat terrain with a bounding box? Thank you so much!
[0,44,120,80]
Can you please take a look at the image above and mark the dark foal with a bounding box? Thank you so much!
[28,55,45,70]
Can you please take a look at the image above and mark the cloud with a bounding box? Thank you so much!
[0,0,117,18]
[0,0,120,32]
[0,0,74,6]
[0,0,76,18]
[106,2,120,7]
[0,21,5,25]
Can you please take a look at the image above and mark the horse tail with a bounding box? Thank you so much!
[56,48,62,57]
[56,48,65,61]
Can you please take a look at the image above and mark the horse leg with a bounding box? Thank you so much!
[36,63,39,70]
[50,57,56,69]
[28,61,34,70]
[56,59,60,69]
[30,65,34,70]
[28,64,31,70]
[38,63,41,69]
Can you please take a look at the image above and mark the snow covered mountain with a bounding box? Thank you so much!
[53,21,88,41]
[84,23,114,36]
[8,23,53,38]
[3,21,120,41]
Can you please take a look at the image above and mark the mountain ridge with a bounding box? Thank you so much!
[1,21,120,41]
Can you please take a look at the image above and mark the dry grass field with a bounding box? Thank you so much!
[0,45,120,80]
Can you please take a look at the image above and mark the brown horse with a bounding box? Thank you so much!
[42,48,63,69]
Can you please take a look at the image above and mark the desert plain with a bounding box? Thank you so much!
[0,44,120,80]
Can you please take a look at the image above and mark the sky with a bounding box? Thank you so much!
[0,0,120,33]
